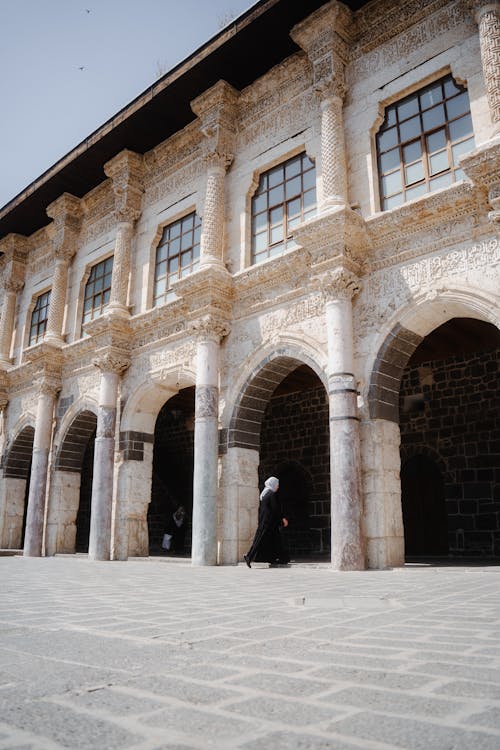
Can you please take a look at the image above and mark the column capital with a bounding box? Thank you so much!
[93,349,131,375]
[291,1,352,101]
[0,233,28,292]
[46,193,82,260]
[294,205,369,268]
[474,1,500,23]
[325,267,362,301]
[104,149,144,223]
[34,375,61,399]
[190,314,231,344]
[460,140,500,225]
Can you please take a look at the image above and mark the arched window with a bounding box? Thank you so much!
[29,290,51,345]
[377,75,475,210]
[154,212,201,305]
[251,152,316,265]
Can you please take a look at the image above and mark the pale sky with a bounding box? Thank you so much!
[0,0,252,209]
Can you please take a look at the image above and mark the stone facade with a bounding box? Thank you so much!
[0,0,499,569]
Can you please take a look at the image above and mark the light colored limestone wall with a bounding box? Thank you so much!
[45,470,80,555]
[0,477,27,548]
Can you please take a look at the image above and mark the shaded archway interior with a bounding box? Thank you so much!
[55,410,97,553]
[148,386,195,555]
[257,363,331,559]
[400,317,500,560]
[3,426,34,548]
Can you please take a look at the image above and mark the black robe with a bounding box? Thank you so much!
[246,488,289,564]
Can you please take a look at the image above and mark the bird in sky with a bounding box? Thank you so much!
[78,66,85,71]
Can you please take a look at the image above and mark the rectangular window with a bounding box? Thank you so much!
[251,152,316,265]
[29,291,51,346]
[82,257,113,325]
[377,75,475,211]
[154,212,201,305]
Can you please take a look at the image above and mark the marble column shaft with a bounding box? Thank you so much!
[23,389,57,557]
[476,3,500,135]
[192,335,220,566]
[0,286,17,366]
[326,294,364,571]
[88,369,120,561]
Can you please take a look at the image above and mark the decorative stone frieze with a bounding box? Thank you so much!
[191,81,239,267]
[475,1,500,135]
[173,264,234,328]
[104,150,144,316]
[460,139,500,226]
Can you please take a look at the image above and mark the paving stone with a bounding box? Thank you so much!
[0,701,142,750]
[239,730,363,750]
[225,695,340,726]
[437,680,500,700]
[465,707,500,730]
[339,711,500,749]
[321,685,464,718]
[145,705,254,740]
[311,664,432,690]
[124,674,239,705]
[56,686,167,715]
[410,661,500,683]
[225,672,330,697]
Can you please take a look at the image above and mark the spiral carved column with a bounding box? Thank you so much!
[476,2,500,136]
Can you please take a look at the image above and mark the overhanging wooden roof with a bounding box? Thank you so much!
[0,0,368,241]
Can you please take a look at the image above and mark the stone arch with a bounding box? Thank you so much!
[0,425,35,549]
[368,287,500,422]
[228,346,327,451]
[46,409,98,555]
[120,367,196,435]
[55,410,97,472]
[3,425,35,479]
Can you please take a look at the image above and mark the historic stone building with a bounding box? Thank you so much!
[0,0,498,569]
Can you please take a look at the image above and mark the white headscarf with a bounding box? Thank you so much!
[260,476,279,499]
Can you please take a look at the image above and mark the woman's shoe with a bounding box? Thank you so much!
[244,554,251,568]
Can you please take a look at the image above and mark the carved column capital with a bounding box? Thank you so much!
[93,349,131,375]
[46,193,82,260]
[190,314,231,344]
[0,234,28,292]
[191,79,240,158]
[104,149,144,223]
[322,267,362,301]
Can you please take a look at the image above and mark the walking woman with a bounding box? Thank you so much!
[244,476,289,568]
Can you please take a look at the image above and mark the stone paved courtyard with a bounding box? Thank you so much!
[0,556,499,749]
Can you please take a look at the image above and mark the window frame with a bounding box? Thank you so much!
[153,210,202,307]
[28,289,51,347]
[376,74,475,211]
[250,151,317,266]
[81,255,114,328]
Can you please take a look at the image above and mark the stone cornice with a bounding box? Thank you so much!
[233,245,311,300]
[23,342,63,396]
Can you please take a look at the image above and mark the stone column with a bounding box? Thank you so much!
[104,151,143,317]
[191,80,239,268]
[325,268,365,570]
[475,2,500,137]
[0,234,28,367]
[45,194,82,346]
[0,281,19,367]
[291,2,352,210]
[88,352,130,561]
[23,378,59,557]
[191,319,228,566]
